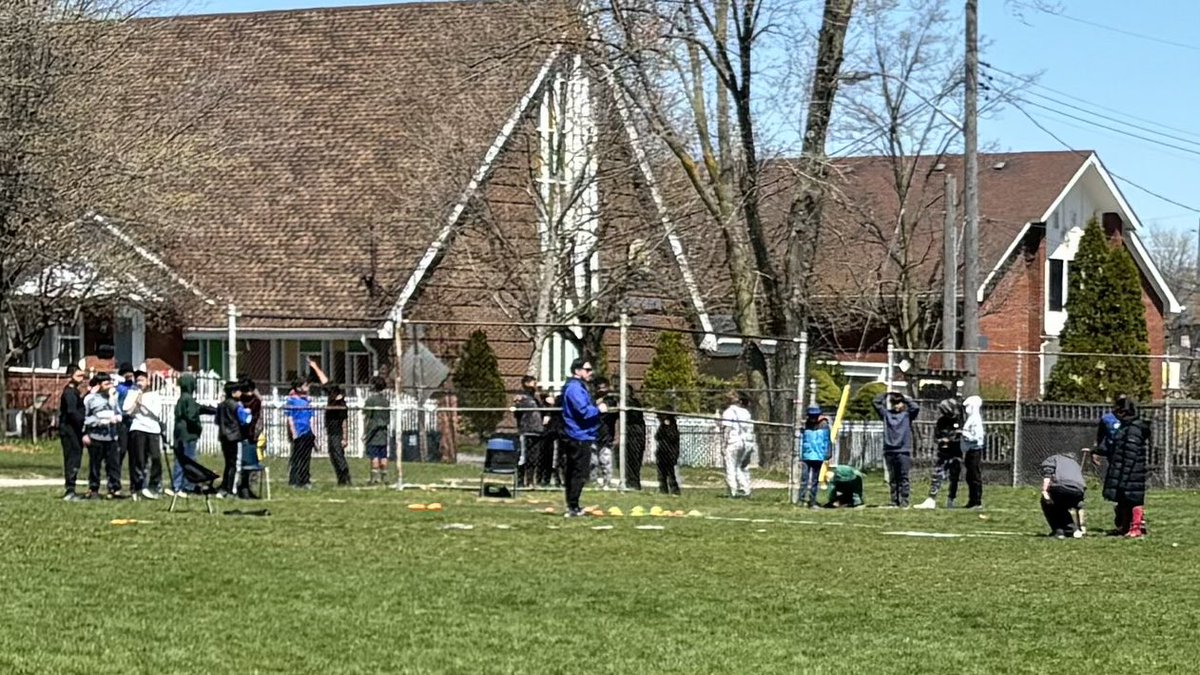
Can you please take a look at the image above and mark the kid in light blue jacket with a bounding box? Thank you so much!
[798,406,832,508]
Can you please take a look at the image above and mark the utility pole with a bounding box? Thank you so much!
[961,0,981,396]
[942,174,958,371]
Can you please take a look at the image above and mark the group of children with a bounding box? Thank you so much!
[794,391,986,510]
[59,364,192,501]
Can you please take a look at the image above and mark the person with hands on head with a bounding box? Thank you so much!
[874,391,920,508]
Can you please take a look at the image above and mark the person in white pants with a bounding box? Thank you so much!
[721,392,754,498]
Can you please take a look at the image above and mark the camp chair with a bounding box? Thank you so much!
[479,436,519,498]
[232,441,271,501]
[169,450,221,515]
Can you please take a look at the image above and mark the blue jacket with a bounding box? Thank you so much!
[561,378,601,442]
[1095,412,1121,457]
[800,422,832,462]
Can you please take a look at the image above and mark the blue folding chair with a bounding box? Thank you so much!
[233,441,271,501]
[479,437,519,498]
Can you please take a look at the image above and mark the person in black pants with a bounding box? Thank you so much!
[83,374,124,499]
[1039,453,1087,538]
[514,376,545,488]
[543,394,564,487]
[59,367,88,501]
[325,384,352,486]
[655,412,681,495]
[560,358,606,517]
[215,381,244,496]
[624,386,646,490]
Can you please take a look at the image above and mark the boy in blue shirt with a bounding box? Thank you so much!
[286,358,328,489]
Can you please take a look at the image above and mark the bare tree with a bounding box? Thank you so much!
[1,1,224,433]
[583,0,857,463]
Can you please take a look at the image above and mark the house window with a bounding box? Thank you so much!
[298,340,324,383]
[539,333,579,389]
[1049,259,1066,312]
[181,338,229,377]
[183,340,202,373]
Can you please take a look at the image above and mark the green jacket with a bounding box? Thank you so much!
[174,374,216,444]
[826,465,866,505]
[363,392,391,447]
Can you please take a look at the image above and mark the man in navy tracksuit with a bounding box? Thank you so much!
[560,357,607,518]
[874,392,920,507]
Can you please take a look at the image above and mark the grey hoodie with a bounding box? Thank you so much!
[84,391,122,442]
[874,393,920,454]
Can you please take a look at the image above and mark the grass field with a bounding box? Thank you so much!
[2,442,1198,674]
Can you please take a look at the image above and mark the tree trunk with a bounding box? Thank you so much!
[0,314,8,437]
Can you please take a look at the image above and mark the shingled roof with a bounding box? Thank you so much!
[676,150,1091,317]
[114,0,566,330]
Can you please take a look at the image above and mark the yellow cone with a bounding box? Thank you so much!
[649,506,664,516]
[407,503,428,511]
[608,507,624,517]
[630,506,646,517]
[686,509,703,517]
[426,503,443,512]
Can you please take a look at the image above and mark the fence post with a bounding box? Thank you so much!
[1011,349,1024,487]
[790,333,808,504]
[883,338,894,485]
[226,303,238,380]
[393,315,405,491]
[618,313,628,492]
[1164,395,1173,489]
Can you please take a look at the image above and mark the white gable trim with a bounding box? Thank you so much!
[977,221,1033,304]
[93,213,216,305]
[978,152,1182,314]
[387,47,563,329]
[1126,231,1184,313]
[598,66,717,352]
[1036,153,1094,225]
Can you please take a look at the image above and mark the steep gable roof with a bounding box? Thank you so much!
[114,0,566,329]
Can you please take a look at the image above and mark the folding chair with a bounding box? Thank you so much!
[479,436,520,498]
[169,451,221,515]
[232,442,271,501]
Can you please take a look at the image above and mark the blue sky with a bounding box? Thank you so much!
[175,0,1200,234]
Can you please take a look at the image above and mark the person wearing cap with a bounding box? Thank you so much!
[560,357,607,518]
[797,405,831,509]
[114,363,138,480]
[83,373,124,499]
[216,380,246,496]
[916,398,964,510]
[123,371,165,500]
[720,391,754,499]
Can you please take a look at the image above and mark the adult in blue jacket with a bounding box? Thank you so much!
[560,357,607,517]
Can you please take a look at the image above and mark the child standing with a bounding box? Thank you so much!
[798,406,831,509]
[961,396,985,509]
[874,392,920,508]
[363,377,392,485]
[655,412,681,496]
[916,399,963,509]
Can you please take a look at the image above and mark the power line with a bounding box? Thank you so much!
[1008,99,1200,214]
[1031,8,1200,53]
[984,64,1200,140]
[1017,98,1200,159]
[1019,90,1200,149]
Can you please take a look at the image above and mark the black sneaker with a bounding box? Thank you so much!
[1052,529,1066,539]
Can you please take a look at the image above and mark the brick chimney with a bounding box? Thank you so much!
[1102,212,1124,245]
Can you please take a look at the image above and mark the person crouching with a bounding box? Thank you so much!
[1039,452,1087,539]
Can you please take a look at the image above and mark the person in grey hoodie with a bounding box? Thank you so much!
[83,373,125,499]
[874,391,920,507]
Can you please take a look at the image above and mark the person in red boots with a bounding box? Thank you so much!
[1097,398,1149,538]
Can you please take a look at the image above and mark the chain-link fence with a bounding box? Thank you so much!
[147,308,1200,492]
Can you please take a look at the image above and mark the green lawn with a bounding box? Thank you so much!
[1,443,1198,674]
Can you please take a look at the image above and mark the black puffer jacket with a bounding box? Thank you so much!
[1103,417,1149,505]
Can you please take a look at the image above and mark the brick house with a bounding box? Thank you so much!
[672,150,1181,399]
[30,1,715,395]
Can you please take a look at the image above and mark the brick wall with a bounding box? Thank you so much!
[979,225,1043,400]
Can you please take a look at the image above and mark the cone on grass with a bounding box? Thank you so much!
[426,503,443,512]
[686,510,703,517]
[630,506,646,517]
[407,503,428,512]
[608,506,624,517]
